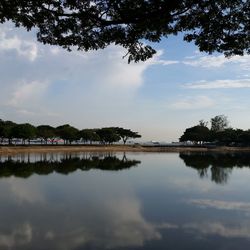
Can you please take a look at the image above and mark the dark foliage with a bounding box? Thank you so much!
[0,154,141,178]
[0,1,249,62]
[180,152,250,184]
[0,119,141,145]
[180,115,250,146]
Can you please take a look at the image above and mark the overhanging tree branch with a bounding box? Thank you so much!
[0,0,249,62]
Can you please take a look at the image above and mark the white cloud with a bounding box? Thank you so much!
[0,28,38,61]
[8,80,49,107]
[170,95,215,110]
[50,47,61,55]
[183,54,250,69]
[16,109,37,116]
[150,50,179,66]
[184,79,250,89]
[0,22,180,129]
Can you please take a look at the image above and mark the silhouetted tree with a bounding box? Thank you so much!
[180,125,210,144]
[0,1,249,62]
[37,125,56,144]
[211,115,229,132]
[78,129,100,144]
[114,127,141,144]
[0,120,16,144]
[0,119,144,146]
[96,128,120,145]
[56,124,79,144]
[11,123,37,144]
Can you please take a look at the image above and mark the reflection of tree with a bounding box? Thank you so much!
[0,154,140,178]
[179,152,250,184]
[210,166,232,185]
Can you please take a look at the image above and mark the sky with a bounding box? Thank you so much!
[0,22,250,142]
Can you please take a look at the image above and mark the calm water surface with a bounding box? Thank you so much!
[0,152,250,250]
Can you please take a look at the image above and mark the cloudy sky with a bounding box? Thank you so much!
[1,22,250,141]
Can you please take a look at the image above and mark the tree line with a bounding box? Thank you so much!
[180,115,250,146]
[0,119,141,145]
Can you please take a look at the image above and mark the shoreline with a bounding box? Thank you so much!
[1,145,250,155]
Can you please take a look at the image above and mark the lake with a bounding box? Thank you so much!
[0,151,250,250]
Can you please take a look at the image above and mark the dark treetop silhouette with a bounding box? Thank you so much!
[0,1,249,62]
[179,115,250,146]
[0,119,141,145]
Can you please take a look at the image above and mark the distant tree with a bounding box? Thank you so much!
[212,128,240,146]
[37,125,55,144]
[56,124,79,144]
[115,127,141,144]
[79,129,100,144]
[0,1,249,62]
[199,120,208,127]
[1,120,17,144]
[238,130,250,146]
[180,125,210,144]
[211,115,229,132]
[11,123,37,144]
[0,120,6,143]
[96,128,120,145]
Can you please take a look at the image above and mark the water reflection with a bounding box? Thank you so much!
[0,153,157,250]
[179,152,250,184]
[1,152,250,249]
[0,153,141,178]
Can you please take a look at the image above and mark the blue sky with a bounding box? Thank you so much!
[0,22,250,141]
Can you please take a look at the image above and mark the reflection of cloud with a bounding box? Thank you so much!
[188,199,250,213]
[3,177,45,204]
[104,197,161,248]
[155,223,179,230]
[0,168,162,250]
[170,178,216,193]
[0,223,32,248]
[52,196,161,250]
[184,222,250,239]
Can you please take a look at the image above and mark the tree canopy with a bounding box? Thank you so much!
[11,123,36,143]
[180,125,210,144]
[180,115,250,146]
[56,124,79,144]
[0,0,249,62]
[0,119,141,145]
[114,127,141,144]
[37,125,56,143]
[96,127,121,144]
[211,115,229,132]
